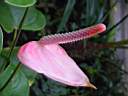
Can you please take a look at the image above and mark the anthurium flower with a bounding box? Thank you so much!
[18,24,106,89]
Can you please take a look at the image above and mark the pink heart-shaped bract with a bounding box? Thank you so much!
[18,24,106,89]
[18,41,95,88]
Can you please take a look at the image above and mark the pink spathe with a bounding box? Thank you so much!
[18,24,106,89]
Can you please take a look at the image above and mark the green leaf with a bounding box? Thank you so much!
[0,48,20,89]
[5,0,36,7]
[0,28,3,54]
[0,63,18,90]
[0,48,17,71]
[0,3,14,32]
[0,65,29,96]
[0,2,46,32]
[0,55,6,71]
[57,0,76,32]
[1,47,19,64]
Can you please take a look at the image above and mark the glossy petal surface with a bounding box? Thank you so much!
[18,41,92,87]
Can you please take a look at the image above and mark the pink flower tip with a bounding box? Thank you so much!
[96,23,106,33]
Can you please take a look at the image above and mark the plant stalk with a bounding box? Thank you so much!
[0,7,29,91]
[3,7,29,70]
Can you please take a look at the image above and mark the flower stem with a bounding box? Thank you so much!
[0,7,29,91]
[3,7,29,70]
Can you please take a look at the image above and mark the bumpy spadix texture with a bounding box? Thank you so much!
[39,24,106,44]
[18,24,106,88]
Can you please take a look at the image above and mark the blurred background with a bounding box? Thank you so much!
[23,0,128,96]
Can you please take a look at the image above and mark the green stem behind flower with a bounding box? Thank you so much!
[0,7,29,91]
[2,7,29,70]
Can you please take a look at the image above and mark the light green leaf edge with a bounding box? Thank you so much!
[5,0,37,7]
[0,27,3,53]
[22,9,46,31]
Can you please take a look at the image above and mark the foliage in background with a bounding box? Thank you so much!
[0,0,128,96]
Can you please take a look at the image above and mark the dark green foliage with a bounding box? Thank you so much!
[0,1,46,32]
